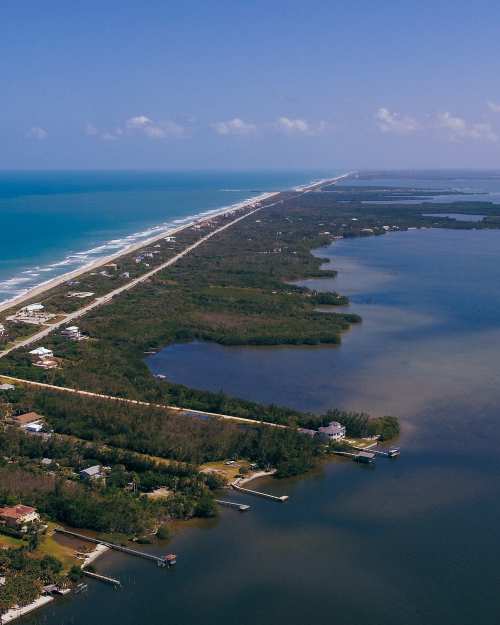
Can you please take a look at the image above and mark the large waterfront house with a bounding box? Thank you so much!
[318,421,347,441]
[0,505,40,532]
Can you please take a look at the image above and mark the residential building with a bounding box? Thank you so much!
[0,504,40,531]
[12,412,45,427]
[22,303,45,315]
[29,347,53,359]
[318,421,346,441]
[25,422,44,433]
[79,465,105,481]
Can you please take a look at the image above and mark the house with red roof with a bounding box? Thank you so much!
[0,504,40,531]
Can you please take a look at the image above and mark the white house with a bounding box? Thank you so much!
[22,303,44,315]
[318,421,346,441]
[29,347,53,359]
[80,465,104,481]
[25,422,44,433]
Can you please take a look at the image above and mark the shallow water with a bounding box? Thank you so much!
[31,228,500,625]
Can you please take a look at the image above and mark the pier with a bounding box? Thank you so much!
[350,445,400,458]
[82,570,121,587]
[55,527,176,567]
[215,499,251,511]
[232,482,288,502]
[332,450,376,464]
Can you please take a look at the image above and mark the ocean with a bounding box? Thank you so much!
[0,170,336,304]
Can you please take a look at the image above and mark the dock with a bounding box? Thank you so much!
[332,450,376,464]
[55,527,176,567]
[350,445,400,458]
[82,570,121,587]
[232,482,288,502]
[215,499,251,511]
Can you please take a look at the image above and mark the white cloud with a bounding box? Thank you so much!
[211,118,257,135]
[435,111,497,142]
[375,108,419,134]
[26,126,48,140]
[85,123,99,136]
[487,101,500,113]
[125,115,185,139]
[275,117,331,136]
[277,116,310,133]
[125,115,152,129]
[101,132,119,141]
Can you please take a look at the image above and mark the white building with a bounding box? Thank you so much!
[79,465,104,481]
[29,347,53,359]
[22,303,44,315]
[24,422,44,433]
[318,421,346,441]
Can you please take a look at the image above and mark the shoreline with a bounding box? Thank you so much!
[232,470,277,486]
[0,173,353,315]
[0,190,279,314]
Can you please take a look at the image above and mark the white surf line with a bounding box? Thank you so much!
[0,173,352,359]
[0,191,278,315]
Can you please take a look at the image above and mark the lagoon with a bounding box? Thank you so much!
[31,227,500,625]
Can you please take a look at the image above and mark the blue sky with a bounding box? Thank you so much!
[3,0,500,170]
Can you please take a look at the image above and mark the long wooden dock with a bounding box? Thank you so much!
[55,527,174,566]
[82,570,121,587]
[215,499,251,511]
[232,482,288,502]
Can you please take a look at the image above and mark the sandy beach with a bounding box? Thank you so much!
[81,542,110,568]
[0,190,279,315]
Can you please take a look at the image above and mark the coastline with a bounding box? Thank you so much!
[0,173,353,315]
[0,190,279,314]
[1,596,55,624]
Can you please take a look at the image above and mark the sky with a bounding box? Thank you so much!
[3,0,500,170]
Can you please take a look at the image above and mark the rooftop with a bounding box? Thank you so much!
[13,411,44,425]
[0,504,37,520]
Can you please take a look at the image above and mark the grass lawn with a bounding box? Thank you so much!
[200,459,251,482]
[0,533,24,549]
[33,523,81,572]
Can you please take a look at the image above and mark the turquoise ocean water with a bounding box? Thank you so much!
[0,170,336,303]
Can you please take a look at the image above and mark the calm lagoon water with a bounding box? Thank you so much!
[29,226,500,625]
[24,173,500,625]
